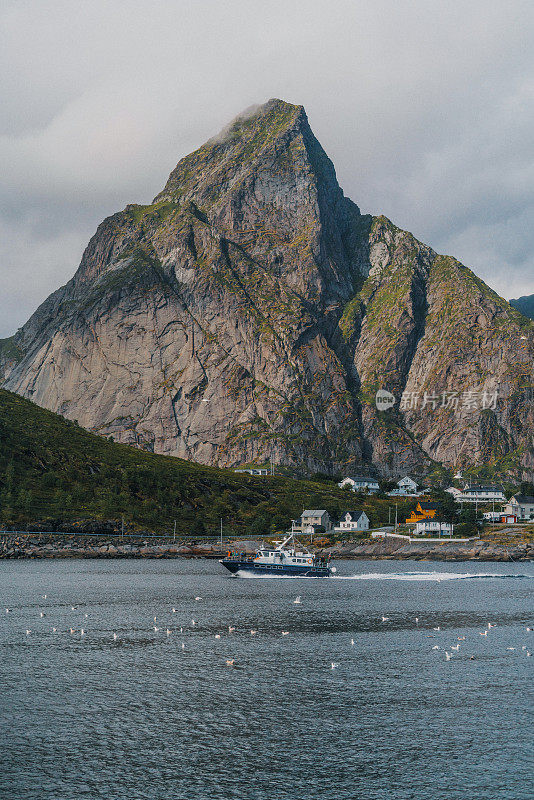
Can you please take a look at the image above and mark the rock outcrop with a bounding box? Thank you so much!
[1,99,533,477]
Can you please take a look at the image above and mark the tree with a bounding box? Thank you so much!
[249,515,269,536]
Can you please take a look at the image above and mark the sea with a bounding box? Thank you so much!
[0,558,532,800]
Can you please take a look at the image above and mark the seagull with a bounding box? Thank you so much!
[71,606,75,611]
[181,642,185,650]
[506,647,516,651]
[480,630,488,636]
[180,627,183,634]
[191,620,196,626]
[415,617,419,624]
[84,614,88,619]
[331,662,339,669]
[381,616,390,622]
[451,644,460,651]
[153,616,157,622]
[432,646,440,650]
[445,652,451,660]
[69,628,75,634]
[225,659,234,666]
[458,636,465,641]
[250,630,257,635]
[228,626,235,633]
[351,639,355,646]
[113,633,117,641]
[487,623,495,629]
[42,595,47,599]
[26,629,31,635]
[281,631,289,636]
[172,608,177,613]
[522,646,527,651]
[52,627,57,633]
[527,652,532,657]
[5,609,9,614]
[40,612,45,618]
[154,626,159,632]
[433,627,441,631]
[80,629,85,637]
[294,596,302,604]
[215,634,221,639]
[166,629,171,636]
[195,597,203,601]
[526,627,532,632]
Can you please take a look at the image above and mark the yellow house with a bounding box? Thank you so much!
[406,502,438,524]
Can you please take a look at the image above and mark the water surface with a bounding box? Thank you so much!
[0,559,532,800]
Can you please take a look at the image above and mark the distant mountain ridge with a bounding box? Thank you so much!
[1,99,533,479]
[510,295,534,320]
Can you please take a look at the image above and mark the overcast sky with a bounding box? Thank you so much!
[1,0,533,338]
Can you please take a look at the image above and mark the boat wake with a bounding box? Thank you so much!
[333,571,533,582]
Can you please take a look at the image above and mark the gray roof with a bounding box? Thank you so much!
[345,476,379,483]
[464,483,505,492]
[302,510,328,516]
[511,495,534,504]
[343,510,366,519]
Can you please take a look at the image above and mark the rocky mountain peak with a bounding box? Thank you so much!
[1,101,532,480]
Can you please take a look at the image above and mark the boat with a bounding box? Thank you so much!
[219,528,334,577]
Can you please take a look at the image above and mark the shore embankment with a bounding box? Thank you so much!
[1,532,532,561]
[322,533,533,561]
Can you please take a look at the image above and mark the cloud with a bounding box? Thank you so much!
[1,0,533,336]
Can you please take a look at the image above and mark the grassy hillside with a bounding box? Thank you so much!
[0,389,411,534]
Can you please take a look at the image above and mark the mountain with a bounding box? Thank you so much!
[0,387,388,532]
[1,99,533,479]
[510,295,534,321]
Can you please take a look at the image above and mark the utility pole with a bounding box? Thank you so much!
[388,507,391,525]
[394,504,398,534]
[121,516,124,539]
[173,519,177,543]
[220,518,223,549]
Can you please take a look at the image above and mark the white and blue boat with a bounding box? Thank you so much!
[220,528,334,577]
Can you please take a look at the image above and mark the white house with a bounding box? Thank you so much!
[447,483,506,504]
[233,468,269,476]
[338,476,380,494]
[388,476,420,497]
[294,510,332,533]
[334,510,370,533]
[505,495,534,521]
[414,519,454,536]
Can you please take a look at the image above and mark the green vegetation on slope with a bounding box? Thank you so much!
[0,389,411,534]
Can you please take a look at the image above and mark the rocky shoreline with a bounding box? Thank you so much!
[1,534,532,562]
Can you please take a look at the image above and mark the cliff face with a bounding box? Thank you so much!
[1,99,533,478]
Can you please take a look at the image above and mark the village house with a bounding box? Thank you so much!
[233,468,269,476]
[504,495,534,521]
[446,483,506,504]
[387,476,420,497]
[334,510,370,533]
[413,519,454,536]
[405,502,438,524]
[294,510,332,533]
[483,511,518,524]
[338,476,380,494]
